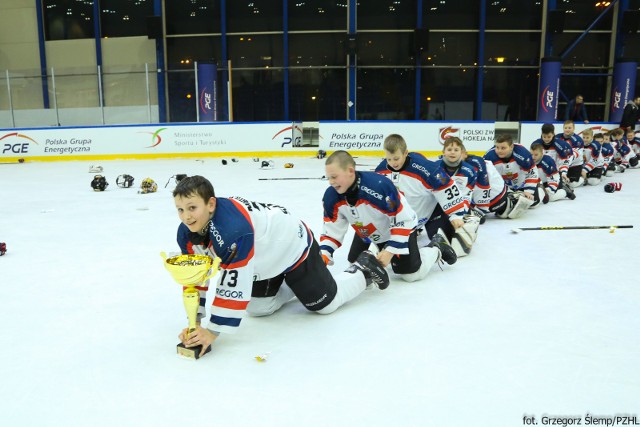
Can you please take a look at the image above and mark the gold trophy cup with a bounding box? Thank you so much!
[162,253,221,359]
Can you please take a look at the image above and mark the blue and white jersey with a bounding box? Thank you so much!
[433,159,476,208]
[626,134,640,155]
[465,154,507,212]
[484,144,539,195]
[375,153,466,228]
[582,141,603,172]
[321,171,417,257]
[614,138,635,167]
[601,142,615,168]
[532,137,573,175]
[556,132,585,167]
[177,197,313,334]
[535,154,562,193]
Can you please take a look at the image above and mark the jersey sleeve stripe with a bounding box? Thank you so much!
[320,235,341,246]
[390,228,412,236]
[213,298,250,310]
[210,314,242,328]
[385,240,409,250]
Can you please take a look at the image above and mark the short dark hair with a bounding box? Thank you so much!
[496,134,513,145]
[326,150,356,169]
[541,123,555,135]
[611,128,625,137]
[530,142,543,152]
[173,175,215,201]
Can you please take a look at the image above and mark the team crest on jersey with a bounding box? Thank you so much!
[227,242,238,261]
[385,196,397,211]
[353,222,376,238]
[434,172,448,185]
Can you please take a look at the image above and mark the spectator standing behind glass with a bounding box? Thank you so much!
[565,94,589,124]
[620,96,640,130]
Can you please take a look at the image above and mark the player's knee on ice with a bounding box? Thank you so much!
[400,247,440,282]
[546,188,568,202]
[247,285,295,316]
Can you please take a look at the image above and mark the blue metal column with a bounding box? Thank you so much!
[475,0,486,120]
[544,0,557,57]
[220,0,229,121]
[92,0,104,105]
[283,0,289,120]
[154,0,166,122]
[35,0,50,109]
[347,0,357,121]
[614,0,630,58]
[414,0,423,120]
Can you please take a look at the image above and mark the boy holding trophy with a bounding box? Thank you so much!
[168,175,389,357]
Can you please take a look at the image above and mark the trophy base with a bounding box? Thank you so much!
[176,343,211,360]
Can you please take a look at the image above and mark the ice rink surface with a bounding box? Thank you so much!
[1,156,638,427]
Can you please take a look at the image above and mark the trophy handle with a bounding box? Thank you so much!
[204,257,222,281]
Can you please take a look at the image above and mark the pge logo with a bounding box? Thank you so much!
[612,88,622,111]
[272,125,303,148]
[438,126,459,144]
[200,88,212,113]
[540,85,554,113]
[138,127,167,148]
[0,132,38,154]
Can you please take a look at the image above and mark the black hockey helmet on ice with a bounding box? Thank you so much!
[261,160,274,169]
[91,175,109,191]
[116,174,135,188]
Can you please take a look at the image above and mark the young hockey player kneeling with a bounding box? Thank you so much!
[484,134,542,219]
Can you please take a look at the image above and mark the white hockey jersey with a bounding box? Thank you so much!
[177,197,313,334]
[320,171,417,257]
[484,144,540,195]
[374,153,466,228]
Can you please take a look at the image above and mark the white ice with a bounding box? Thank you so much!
[1,156,638,427]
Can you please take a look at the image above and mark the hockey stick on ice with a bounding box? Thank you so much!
[259,177,327,181]
[511,225,633,234]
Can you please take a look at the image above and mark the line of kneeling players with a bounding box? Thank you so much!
[377,121,639,261]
